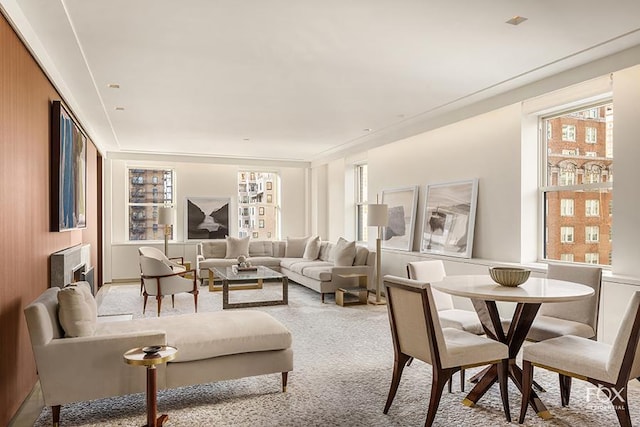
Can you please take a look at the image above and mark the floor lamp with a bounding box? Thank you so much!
[368,202,388,305]
[157,207,173,256]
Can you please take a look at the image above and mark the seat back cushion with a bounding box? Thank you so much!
[353,246,369,266]
[303,236,321,260]
[285,236,309,258]
[202,240,227,259]
[24,287,64,346]
[333,237,356,266]
[57,282,97,338]
[225,236,250,259]
[249,240,273,257]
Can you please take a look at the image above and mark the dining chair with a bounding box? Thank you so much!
[140,255,198,316]
[407,260,484,392]
[383,275,511,426]
[138,246,187,294]
[526,263,603,342]
[519,290,640,426]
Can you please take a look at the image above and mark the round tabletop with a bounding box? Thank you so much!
[431,275,594,303]
[123,346,177,367]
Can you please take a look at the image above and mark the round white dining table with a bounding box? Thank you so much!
[431,275,595,419]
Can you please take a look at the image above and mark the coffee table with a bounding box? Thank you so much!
[209,266,288,309]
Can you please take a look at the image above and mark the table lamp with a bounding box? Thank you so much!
[368,201,388,305]
[157,207,173,256]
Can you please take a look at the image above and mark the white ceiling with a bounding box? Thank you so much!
[3,0,640,162]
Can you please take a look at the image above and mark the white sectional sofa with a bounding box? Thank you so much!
[196,236,375,302]
[24,282,293,426]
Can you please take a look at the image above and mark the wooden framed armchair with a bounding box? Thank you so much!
[140,255,198,316]
[138,246,187,294]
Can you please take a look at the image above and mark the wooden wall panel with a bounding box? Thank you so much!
[0,13,100,425]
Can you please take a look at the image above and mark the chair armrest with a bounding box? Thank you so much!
[34,331,167,405]
[169,256,184,264]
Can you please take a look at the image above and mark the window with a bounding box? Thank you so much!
[237,171,280,239]
[585,200,600,217]
[560,226,574,243]
[541,102,613,265]
[585,226,599,243]
[562,124,576,141]
[585,253,600,264]
[560,199,574,216]
[355,164,368,242]
[128,168,174,241]
[560,253,574,262]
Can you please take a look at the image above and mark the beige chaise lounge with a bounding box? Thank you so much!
[24,283,293,426]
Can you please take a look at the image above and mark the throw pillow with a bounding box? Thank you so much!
[333,237,357,266]
[302,236,321,260]
[353,245,369,266]
[224,236,250,259]
[285,236,309,258]
[57,282,97,338]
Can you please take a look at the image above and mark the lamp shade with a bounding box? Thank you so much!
[157,207,174,225]
[367,204,388,227]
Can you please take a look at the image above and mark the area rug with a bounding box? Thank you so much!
[34,282,639,426]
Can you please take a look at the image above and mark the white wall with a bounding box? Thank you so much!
[105,156,308,281]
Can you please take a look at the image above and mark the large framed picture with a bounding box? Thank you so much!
[420,179,478,258]
[380,186,419,251]
[185,197,230,240]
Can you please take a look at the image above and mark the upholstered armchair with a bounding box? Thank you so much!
[138,246,186,294]
[520,290,640,426]
[383,275,511,426]
[140,255,198,316]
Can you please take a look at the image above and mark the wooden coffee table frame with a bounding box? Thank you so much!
[209,267,289,309]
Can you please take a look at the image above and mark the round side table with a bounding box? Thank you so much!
[124,346,177,427]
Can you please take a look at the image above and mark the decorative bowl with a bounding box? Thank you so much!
[489,267,531,287]
[142,345,163,355]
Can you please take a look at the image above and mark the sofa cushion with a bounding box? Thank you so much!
[288,260,333,276]
[248,240,273,257]
[246,256,281,268]
[303,236,321,260]
[272,241,286,257]
[202,240,226,259]
[333,237,356,266]
[354,246,369,266]
[225,236,250,259]
[302,266,333,282]
[285,236,309,257]
[280,258,306,270]
[98,311,292,363]
[319,241,333,261]
[57,282,97,338]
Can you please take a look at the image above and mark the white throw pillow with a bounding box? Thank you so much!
[285,236,309,258]
[333,237,357,266]
[303,236,321,260]
[57,282,97,337]
[225,236,250,259]
[353,245,369,266]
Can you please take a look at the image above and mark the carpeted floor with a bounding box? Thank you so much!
[34,282,639,426]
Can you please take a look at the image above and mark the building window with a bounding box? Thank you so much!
[560,199,574,216]
[560,226,574,243]
[128,168,174,241]
[355,164,368,242]
[585,253,600,264]
[541,102,613,265]
[237,171,280,239]
[562,124,576,141]
[585,200,600,217]
[585,226,599,243]
[560,253,574,262]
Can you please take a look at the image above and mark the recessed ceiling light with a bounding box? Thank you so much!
[363,128,372,132]
[506,15,527,25]
[114,107,125,111]
[107,83,120,89]
[243,138,251,142]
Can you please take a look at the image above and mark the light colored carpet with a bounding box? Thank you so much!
[34,282,639,426]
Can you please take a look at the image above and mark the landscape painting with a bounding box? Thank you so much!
[186,197,230,240]
[421,179,478,258]
[380,186,419,251]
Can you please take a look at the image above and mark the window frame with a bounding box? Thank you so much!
[355,163,368,243]
[127,167,175,242]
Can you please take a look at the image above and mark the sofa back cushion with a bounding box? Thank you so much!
[353,246,370,266]
[202,240,226,259]
[24,287,65,346]
[225,236,250,259]
[319,241,334,262]
[333,237,357,266]
[285,236,309,258]
[57,282,97,338]
[249,240,273,257]
[273,241,286,257]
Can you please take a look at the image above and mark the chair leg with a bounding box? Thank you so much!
[52,405,60,427]
[194,292,198,312]
[519,360,533,424]
[282,372,288,392]
[610,385,631,427]
[321,293,325,303]
[497,359,511,422]
[559,374,572,406]
[425,368,450,427]
[460,368,465,392]
[384,353,411,414]
[143,294,148,314]
[157,295,162,316]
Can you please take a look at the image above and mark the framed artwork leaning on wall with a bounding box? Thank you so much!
[380,185,419,251]
[420,179,478,258]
